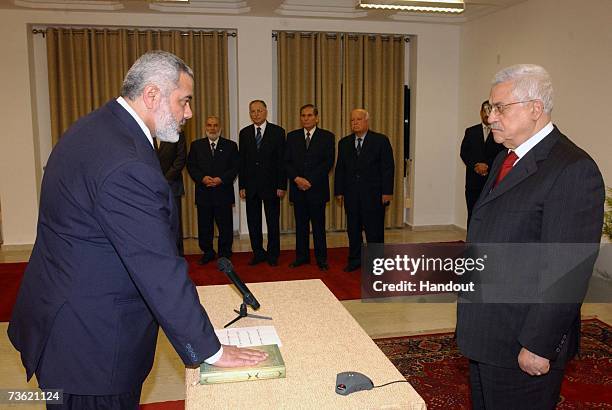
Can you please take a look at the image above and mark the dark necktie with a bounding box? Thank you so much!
[494,151,519,187]
[305,131,311,150]
[211,142,216,157]
[153,137,159,152]
[356,137,363,156]
[255,127,263,149]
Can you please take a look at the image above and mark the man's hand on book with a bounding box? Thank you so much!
[213,345,268,368]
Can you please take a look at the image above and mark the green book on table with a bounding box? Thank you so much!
[200,344,286,385]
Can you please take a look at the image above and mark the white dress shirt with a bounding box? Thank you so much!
[116,96,154,148]
[512,122,554,165]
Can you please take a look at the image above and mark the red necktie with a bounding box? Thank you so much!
[494,151,518,187]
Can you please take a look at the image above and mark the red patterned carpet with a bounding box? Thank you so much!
[141,319,612,410]
[374,318,612,409]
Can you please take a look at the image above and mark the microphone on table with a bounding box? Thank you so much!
[217,257,260,310]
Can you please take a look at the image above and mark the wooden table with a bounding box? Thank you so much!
[185,279,426,409]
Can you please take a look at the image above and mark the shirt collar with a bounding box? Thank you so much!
[254,121,267,135]
[116,96,154,148]
[482,123,491,135]
[513,122,554,162]
[304,126,316,138]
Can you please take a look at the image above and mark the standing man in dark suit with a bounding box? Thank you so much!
[285,104,335,271]
[239,100,287,267]
[460,100,505,226]
[334,109,394,272]
[456,64,604,408]
[187,116,239,264]
[157,131,187,255]
[8,51,266,409]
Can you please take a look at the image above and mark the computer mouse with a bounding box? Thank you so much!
[335,371,374,395]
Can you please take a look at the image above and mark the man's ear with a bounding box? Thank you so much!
[142,84,161,110]
[531,99,544,120]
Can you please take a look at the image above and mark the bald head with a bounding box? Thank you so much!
[351,109,369,136]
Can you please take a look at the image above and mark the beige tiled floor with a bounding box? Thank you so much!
[1,229,610,406]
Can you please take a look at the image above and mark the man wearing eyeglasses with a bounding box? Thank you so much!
[456,64,604,408]
[460,100,505,226]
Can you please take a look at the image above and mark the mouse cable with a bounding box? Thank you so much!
[373,380,410,389]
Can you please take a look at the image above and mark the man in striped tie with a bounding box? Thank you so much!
[238,100,287,267]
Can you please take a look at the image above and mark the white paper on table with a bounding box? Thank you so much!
[214,325,282,347]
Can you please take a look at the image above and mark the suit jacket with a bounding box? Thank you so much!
[157,131,187,197]
[456,126,605,369]
[238,122,287,200]
[334,130,395,211]
[186,136,239,207]
[285,127,335,204]
[460,123,505,192]
[8,100,220,395]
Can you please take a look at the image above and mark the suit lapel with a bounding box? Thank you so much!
[346,134,358,158]
[360,131,371,156]
[214,137,225,158]
[202,137,213,159]
[259,124,271,150]
[474,127,560,210]
[106,99,159,168]
[477,153,538,208]
[242,125,253,148]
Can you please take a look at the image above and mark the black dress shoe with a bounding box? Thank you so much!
[317,262,329,271]
[198,253,216,265]
[248,255,266,266]
[268,258,278,267]
[343,264,361,272]
[289,260,309,268]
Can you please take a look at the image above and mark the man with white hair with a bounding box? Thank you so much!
[9,51,266,409]
[334,108,394,272]
[456,64,604,408]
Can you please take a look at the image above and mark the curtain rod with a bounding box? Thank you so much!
[32,28,237,38]
[272,31,410,42]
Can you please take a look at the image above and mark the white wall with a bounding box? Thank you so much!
[0,8,461,245]
[0,16,38,245]
[455,0,612,228]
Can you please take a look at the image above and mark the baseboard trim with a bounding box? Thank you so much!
[0,244,34,251]
[406,224,466,234]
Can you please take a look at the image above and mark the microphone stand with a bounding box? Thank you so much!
[224,296,273,328]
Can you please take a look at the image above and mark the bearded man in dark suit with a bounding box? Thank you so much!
[8,51,266,409]
[456,64,604,409]
[238,100,287,267]
[460,100,505,225]
[334,108,394,272]
[285,104,335,271]
[187,116,239,264]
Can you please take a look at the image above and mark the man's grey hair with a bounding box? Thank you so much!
[493,64,553,114]
[352,108,369,120]
[121,50,193,100]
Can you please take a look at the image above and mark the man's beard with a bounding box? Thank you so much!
[205,131,221,140]
[155,102,182,143]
